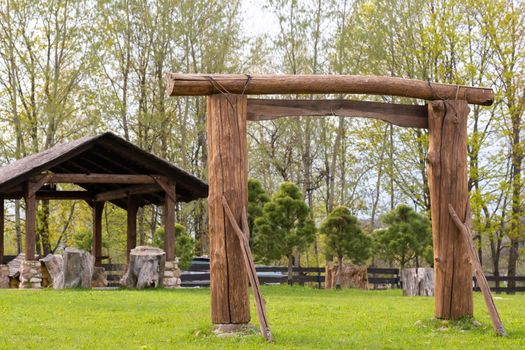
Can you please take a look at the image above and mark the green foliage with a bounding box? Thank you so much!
[154,224,195,270]
[247,178,271,245]
[373,204,432,268]
[320,206,371,265]
[253,181,316,263]
[72,229,93,252]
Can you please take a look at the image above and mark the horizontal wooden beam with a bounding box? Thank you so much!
[165,73,494,106]
[5,191,94,200]
[33,173,160,184]
[247,99,428,128]
[95,184,162,202]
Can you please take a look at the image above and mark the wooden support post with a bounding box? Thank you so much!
[163,182,176,261]
[427,100,472,319]
[0,196,4,264]
[93,201,104,267]
[126,197,138,262]
[207,94,250,325]
[449,204,506,336]
[24,181,38,260]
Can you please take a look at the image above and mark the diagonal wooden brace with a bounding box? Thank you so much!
[222,196,273,341]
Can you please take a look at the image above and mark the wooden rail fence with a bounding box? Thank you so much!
[3,255,525,293]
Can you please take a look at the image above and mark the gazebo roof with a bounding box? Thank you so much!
[0,132,208,207]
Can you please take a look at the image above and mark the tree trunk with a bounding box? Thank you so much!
[287,254,294,286]
[336,255,343,289]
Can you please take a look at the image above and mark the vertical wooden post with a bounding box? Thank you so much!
[164,183,176,261]
[0,196,4,264]
[207,94,250,325]
[126,196,138,262]
[427,100,473,319]
[93,201,104,267]
[24,181,38,260]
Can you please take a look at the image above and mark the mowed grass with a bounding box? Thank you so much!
[0,286,524,349]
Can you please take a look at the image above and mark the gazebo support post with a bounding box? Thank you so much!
[427,100,473,319]
[126,196,138,262]
[24,181,38,260]
[163,183,176,261]
[0,196,4,264]
[207,94,251,327]
[93,201,104,267]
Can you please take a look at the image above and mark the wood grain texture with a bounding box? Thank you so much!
[24,181,38,260]
[163,181,176,261]
[427,100,472,319]
[126,197,138,263]
[95,184,161,202]
[93,201,104,267]
[166,73,494,106]
[222,199,273,341]
[448,204,506,336]
[207,94,250,324]
[0,196,4,264]
[247,99,428,128]
[35,173,157,184]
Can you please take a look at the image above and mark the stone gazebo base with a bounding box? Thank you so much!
[163,261,181,288]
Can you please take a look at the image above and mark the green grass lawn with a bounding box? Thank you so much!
[0,286,524,349]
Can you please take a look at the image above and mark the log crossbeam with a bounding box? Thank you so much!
[166,73,494,106]
[247,99,428,128]
[33,173,163,184]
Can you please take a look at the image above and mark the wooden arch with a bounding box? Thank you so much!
[166,73,495,324]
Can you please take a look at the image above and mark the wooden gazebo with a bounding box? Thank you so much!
[0,132,208,265]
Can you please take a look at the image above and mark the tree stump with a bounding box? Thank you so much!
[63,248,94,289]
[120,246,165,288]
[92,267,108,288]
[40,254,64,289]
[401,268,434,296]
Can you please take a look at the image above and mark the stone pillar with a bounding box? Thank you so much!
[19,260,42,289]
[163,260,181,288]
[0,264,9,288]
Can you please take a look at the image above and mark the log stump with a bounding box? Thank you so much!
[120,246,165,288]
[401,268,434,296]
[92,267,108,288]
[63,248,94,289]
[40,254,64,289]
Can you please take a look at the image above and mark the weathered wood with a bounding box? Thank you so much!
[34,173,158,184]
[0,196,3,265]
[24,181,38,260]
[222,198,273,341]
[449,204,506,336]
[401,268,434,296]
[92,201,104,267]
[63,248,94,288]
[166,74,494,106]
[127,197,138,262]
[162,180,176,261]
[247,99,428,128]
[120,246,166,288]
[427,100,472,319]
[207,94,250,324]
[5,190,94,200]
[94,184,161,202]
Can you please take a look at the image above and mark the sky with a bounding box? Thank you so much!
[241,0,280,38]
